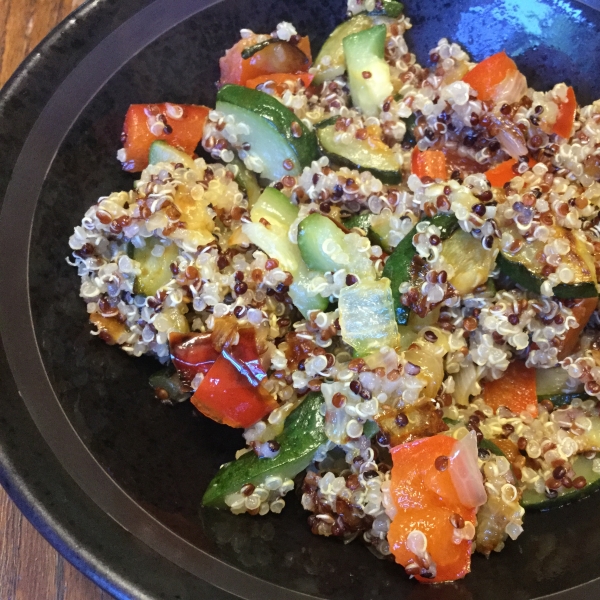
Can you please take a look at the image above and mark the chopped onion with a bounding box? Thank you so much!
[449,430,487,508]
[453,361,479,406]
[492,70,528,105]
[491,114,528,159]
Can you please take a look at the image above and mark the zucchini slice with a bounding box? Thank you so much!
[202,392,326,508]
[148,140,195,169]
[228,157,261,206]
[133,239,179,296]
[312,14,374,86]
[242,188,328,317]
[382,214,459,325]
[535,366,590,406]
[317,122,401,184]
[498,226,597,298]
[369,0,404,18]
[343,25,393,117]
[297,212,375,277]
[521,456,600,510]
[216,85,319,181]
[344,212,393,252]
[440,229,496,296]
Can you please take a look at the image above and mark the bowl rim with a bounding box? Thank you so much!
[0,0,599,599]
[0,0,314,598]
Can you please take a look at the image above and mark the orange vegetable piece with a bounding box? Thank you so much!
[557,297,597,360]
[553,86,577,139]
[191,328,277,428]
[485,157,537,188]
[483,360,538,417]
[411,149,448,181]
[219,35,311,86]
[90,313,125,345]
[244,72,314,90]
[388,435,476,583]
[120,103,209,172]
[462,51,518,102]
[491,437,522,466]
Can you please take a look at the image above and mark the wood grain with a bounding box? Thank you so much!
[0,2,114,598]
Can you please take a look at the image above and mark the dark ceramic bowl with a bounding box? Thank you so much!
[1,0,600,598]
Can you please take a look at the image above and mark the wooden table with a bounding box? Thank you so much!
[0,1,112,597]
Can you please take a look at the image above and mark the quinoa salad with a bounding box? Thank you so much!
[68,0,600,584]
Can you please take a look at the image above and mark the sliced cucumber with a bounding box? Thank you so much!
[338,277,399,356]
[242,188,328,317]
[216,85,319,181]
[521,456,600,510]
[440,228,496,296]
[133,238,179,296]
[228,157,262,206]
[344,25,393,117]
[497,226,597,299]
[317,123,401,184]
[382,213,459,325]
[313,14,374,86]
[297,213,375,277]
[148,140,195,169]
[202,392,326,508]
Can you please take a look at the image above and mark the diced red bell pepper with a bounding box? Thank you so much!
[483,360,538,417]
[191,328,276,428]
[557,297,597,360]
[244,72,314,91]
[411,149,448,181]
[120,103,209,172]
[388,435,476,583]
[462,51,518,102]
[552,86,577,139]
[485,157,536,188]
[220,36,312,86]
[169,332,219,385]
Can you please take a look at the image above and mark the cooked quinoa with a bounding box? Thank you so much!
[69,0,600,584]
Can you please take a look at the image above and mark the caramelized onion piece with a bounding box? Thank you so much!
[490,114,528,159]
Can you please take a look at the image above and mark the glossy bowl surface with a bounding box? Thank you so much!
[1,0,600,598]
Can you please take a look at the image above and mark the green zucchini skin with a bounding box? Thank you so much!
[343,214,372,233]
[521,456,600,510]
[344,25,393,117]
[148,140,195,169]
[240,39,273,59]
[228,157,261,206]
[316,123,402,185]
[202,392,326,508]
[216,85,320,169]
[382,214,459,325]
[343,213,388,251]
[479,439,506,458]
[312,14,375,86]
[148,368,190,403]
[368,0,404,18]
[497,252,598,299]
[537,393,592,407]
